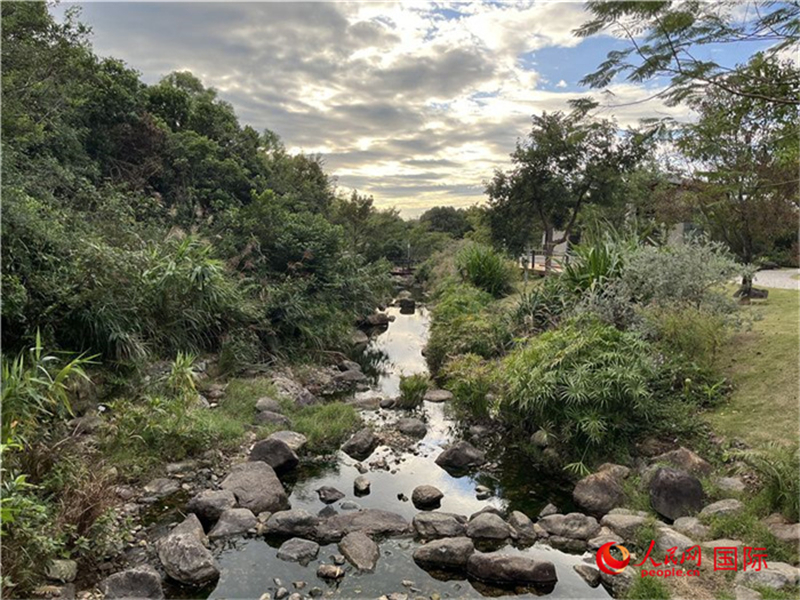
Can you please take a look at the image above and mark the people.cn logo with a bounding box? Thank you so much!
[596,541,631,575]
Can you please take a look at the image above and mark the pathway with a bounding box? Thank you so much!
[753,268,800,290]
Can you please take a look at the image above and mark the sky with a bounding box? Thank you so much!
[53,1,765,217]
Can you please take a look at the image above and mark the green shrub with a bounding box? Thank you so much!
[290,402,361,453]
[455,242,517,297]
[501,316,655,470]
[641,305,731,369]
[397,374,429,409]
[625,573,670,600]
[426,284,511,374]
[442,354,495,420]
[730,443,800,522]
[511,276,570,335]
[563,236,633,294]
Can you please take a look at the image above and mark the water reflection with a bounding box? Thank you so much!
[208,306,609,600]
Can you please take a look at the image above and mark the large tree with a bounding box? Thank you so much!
[676,54,799,268]
[486,110,648,272]
[576,0,800,107]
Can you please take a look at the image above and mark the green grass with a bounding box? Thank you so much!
[707,289,799,446]
[754,585,800,599]
[700,506,799,565]
[290,402,361,453]
[625,573,671,600]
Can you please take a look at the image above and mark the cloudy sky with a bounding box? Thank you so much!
[54,2,761,216]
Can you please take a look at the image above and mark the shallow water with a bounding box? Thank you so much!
[206,306,610,600]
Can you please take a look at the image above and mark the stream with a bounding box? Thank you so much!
[206,305,610,600]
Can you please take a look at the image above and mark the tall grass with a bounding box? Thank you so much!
[455,243,517,297]
[397,374,429,409]
[730,443,800,522]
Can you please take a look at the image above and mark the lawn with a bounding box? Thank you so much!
[707,288,800,447]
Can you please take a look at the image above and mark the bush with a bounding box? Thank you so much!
[510,276,571,335]
[563,236,633,294]
[501,316,656,470]
[441,354,495,420]
[426,284,511,374]
[397,374,429,409]
[455,242,517,297]
[641,305,731,369]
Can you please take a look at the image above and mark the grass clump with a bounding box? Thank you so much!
[701,508,799,565]
[290,402,361,453]
[442,354,495,420]
[455,242,517,297]
[397,374,429,409]
[730,443,799,522]
[625,573,671,600]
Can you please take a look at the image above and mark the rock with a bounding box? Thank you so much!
[379,397,396,409]
[187,489,237,526]
[255,410,291,427]
[538,503,558,518]
[316,509,411,543]
[475,485,492,500]
[208,508,257,539]
[700,499,744,517]
[735,562,800,590]
[101,565,164,599]
[221,462,290,514]
[398,298,416,312]
[413,537,475,571]
[166,460,198,475]
[348,396,381,411]
[653,447,712,477]
[171,513,208,545]
[530,430,549,448]
[46,560,77,583]
[341,428,379,460]
[598,463,631,479]
[574,563,601,588]
[424,389,453,403]
[412,512,467,539]
[271,376,318,406]
[340,501,360,510]
[466,512,512,541]
[317,486,345,504]
[435,441,485,471]
[768,522,800,544]
[316,565,345,580]
[507,511,538,545]
[716,476,746,495]
[649,468,704,521]
[277,538,320,565]
[600,514,646,540]
[673,517,711,540]
[267,431,308,453]
[266,510,320,538]
[256,397,282,413]
[573,470,625,517]
[588,533,618,552]
[466,554,557,587]
[654,527,695,555]
[318,505,338,519]
[549,536,587,553]
[599,565,635,597]
[338,531,380,572]
[701,539,744,552]
[397,418,427,438]
[351,330,369,349]
[353,476,370,495]
[734,586,763,600]
[275,587,289,599]
[538,513,601,540]
[157,520,219,586]
[412,485,443,509]
[144,478,180,498]
[250,438,299,474]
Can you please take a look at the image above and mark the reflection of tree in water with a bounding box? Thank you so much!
[354,346,390,384]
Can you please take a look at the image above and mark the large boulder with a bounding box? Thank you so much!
[271,375,318,407]
[267,430,308,453]
[101,565,164,600]
[413,512,467,539]
[413,537,475,571]
[249,438,299,474]
[255,397,282,413]
[465,512,512,541]
[767,522,800,544]
[338,531,380,572]
[649,468,704,521]
[424,389,453,403]
[700,499,744,518]
[654,526,695,555]
[316,509,411,543]
[208,508,257,539]
[600,513,647,540]
[573,470,625,517]
[412,485,443,509]
[673,517,711,540]
[466,554,557,588]
[398,418,427,438]
[276,537,320,565]
[186,489,237,526]
[254,411,291,427]
[265,510,319,538]
[157,516,219,586]
[341,428,379,460]
[735,562,800,590]
[537,513,600,540]
[317,486,345,504]
[435,441,485,472]
[653,447,712,477]
[221,462,290,514]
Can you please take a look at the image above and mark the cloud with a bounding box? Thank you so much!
[55,1,696,216]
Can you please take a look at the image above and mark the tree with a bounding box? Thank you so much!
[419,206,471,238]
[576,0,800,107]
[676,55,799,270]
[486,110,648,272]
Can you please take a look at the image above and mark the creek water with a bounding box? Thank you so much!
[205,306,610,600]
